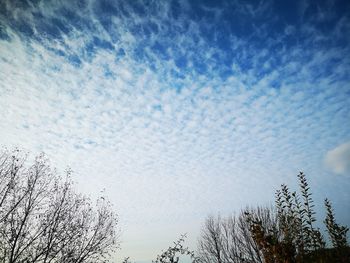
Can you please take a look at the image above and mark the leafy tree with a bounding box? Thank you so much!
[0,149,118,263]
[198,172,349,263]
[248,172,348,263]
[273,172,325,261]
[324,198,348,249]
[323,198,349,262]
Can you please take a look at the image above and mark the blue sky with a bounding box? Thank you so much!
[0,0,350,261]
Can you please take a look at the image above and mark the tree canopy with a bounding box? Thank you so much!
[0,149,118,263]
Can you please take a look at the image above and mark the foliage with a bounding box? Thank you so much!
[198,172,349,263]
[0,149,118,263]
[247,172,348,263]
[153,234,199,263]
[324,198,348,249]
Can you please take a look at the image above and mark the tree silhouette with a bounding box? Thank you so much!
[154,234,199,263]
[198,207,278,263]
[198,172,349,263]
[324,198,348,249]
[0,149,118,263]
[248,172,348,262]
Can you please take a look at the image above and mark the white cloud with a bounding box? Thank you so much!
[1,0,350,261]
[325,142,350,175]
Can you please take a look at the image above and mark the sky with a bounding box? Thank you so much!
[0,0,350,261]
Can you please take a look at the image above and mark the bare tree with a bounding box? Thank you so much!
[0,149,118,263]
[198,216,223,263]
[197,207,278,263]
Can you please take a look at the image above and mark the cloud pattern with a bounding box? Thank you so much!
[1,0,350,261]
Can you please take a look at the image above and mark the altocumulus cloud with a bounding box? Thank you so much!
[326,142,350,175]
[1,0,350,261]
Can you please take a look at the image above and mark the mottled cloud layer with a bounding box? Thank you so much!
[1,0,350,261]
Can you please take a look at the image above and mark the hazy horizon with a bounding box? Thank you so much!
[1,0,350,261]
